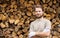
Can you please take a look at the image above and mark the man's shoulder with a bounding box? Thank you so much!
[30,18,51,24]
[43,18,50,21]
[30,20,37,25]
[42,18,51,24]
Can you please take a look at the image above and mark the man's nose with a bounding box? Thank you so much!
[37,12,40,13]
[35,13,40,15]
[36,12,40,14]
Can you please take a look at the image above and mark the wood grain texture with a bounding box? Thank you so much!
[0,0,60,38]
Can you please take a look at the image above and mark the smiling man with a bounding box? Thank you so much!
[28,5,51,38]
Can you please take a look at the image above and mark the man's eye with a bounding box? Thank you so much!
[39,11,41,12]
[35,11,41,12]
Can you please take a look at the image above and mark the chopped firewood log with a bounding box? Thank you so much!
[0,23,6,28]
[8,18,15,24]
[19,34,23,38]
[14,19,20,25]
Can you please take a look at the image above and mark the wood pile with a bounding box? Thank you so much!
[0,0,60,38]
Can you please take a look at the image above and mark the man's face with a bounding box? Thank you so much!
[35,8,43,18]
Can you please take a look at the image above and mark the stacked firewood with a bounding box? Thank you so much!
[0,0,60,38]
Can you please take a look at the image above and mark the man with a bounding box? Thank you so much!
[28,5,51,38]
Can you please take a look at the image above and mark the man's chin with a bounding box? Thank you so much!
[36,16,40,17]
[35,15,43,18]
[36,16,41,18]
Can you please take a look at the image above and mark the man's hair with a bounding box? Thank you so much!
[33,5,43,11]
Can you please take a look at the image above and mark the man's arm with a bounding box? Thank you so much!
[35,20,51,37]
[35,31,50,37]
[29,22,35,33]
[28,22,36,38]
